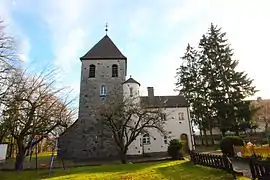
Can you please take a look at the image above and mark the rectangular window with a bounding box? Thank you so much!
[142,134,150,145]
[178,112,184,120]
[89,65,95,78]
[164,136,168,144]
[112,64,118,77]
[161,113,166,121]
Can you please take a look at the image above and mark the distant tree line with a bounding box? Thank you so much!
[175,23,259,146]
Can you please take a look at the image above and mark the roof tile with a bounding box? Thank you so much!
[123,77,140,86]
[80,35,126,60]
[140,96,188,108]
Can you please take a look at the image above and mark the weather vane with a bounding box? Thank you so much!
[105,22,108,34]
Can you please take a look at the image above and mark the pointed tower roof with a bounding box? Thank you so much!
[123,76,140,86]
[80,35,127,60]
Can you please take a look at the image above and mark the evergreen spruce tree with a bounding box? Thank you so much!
[175,44,199,101]
[198,23,257,136]
[176,23,257,140]
[175,44,210,145]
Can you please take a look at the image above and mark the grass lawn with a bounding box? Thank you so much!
[2,152,75,169]
[0,160,250,180]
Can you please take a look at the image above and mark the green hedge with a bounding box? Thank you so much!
[220,136,244,157]
[167,139,184,160]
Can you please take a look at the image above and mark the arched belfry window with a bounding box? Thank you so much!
[89,64,95,78]
[100,85,107,96]
[112,64,118,77]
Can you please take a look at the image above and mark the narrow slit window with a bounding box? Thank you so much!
[100,85,107,96]
[129,87,133,97]
[112,64,118,77]
[89,64,96,78]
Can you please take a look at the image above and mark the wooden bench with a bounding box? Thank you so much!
[189,151,237,179]
[250,158,270,180]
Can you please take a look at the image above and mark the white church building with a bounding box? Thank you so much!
[122,76,194,155]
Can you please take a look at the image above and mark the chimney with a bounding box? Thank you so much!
[147,87,154,97]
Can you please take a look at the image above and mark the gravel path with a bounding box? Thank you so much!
[230,159,252,178]
[201,151,252,178]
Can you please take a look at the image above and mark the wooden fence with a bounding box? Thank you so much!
[189,151,237,179]
[250,158,270,180]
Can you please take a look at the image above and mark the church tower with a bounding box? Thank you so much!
[59,31,127,160]
[123,76,140,103]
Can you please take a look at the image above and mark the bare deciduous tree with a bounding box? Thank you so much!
[0,20,21,144]
[97,90,167,164]
[0,20,20,98]
[2,69,76,170]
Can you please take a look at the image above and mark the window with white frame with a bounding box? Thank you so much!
[100,85,107,96]
[142,134,150,145]
[178,112,184,120]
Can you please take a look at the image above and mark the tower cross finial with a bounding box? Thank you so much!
[105,22,108,35]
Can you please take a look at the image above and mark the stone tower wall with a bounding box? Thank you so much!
[59,59,126,160]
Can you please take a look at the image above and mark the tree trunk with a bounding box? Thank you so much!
[221,129,226,137]
[235,130,239,136]
[199,127,204,146]
[8,137,14,158]
[209,128,215,145]
[15,143,26,170]
[120,151,127,164]
[39,140,43,153]
[0,128,8,143]
[0,134,4,144]
[203,129,208,146]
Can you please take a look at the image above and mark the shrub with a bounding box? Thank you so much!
[167,139,184,160]
[220,136,244,157]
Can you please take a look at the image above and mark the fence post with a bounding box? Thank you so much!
[189,151,240,179]
[226,156,237,180]
[249,158,254,180]
[189,150,196,165]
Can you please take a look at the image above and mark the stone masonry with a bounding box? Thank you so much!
[59,35,127,160]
